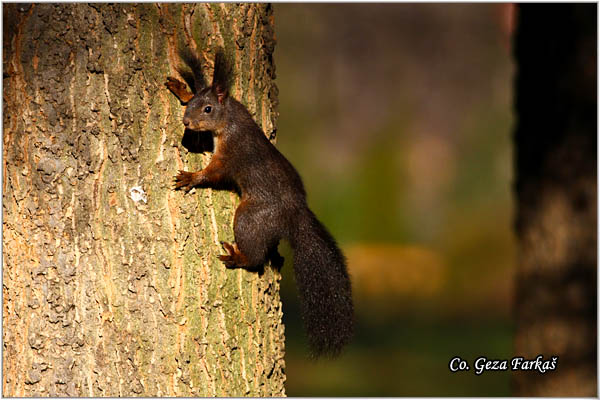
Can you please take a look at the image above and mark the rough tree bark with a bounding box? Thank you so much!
[512,4,596,396]
[3,3,285,397]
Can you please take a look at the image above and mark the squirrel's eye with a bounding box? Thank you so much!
[204,106,212,113]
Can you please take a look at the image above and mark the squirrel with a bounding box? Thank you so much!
[165,48,354,357]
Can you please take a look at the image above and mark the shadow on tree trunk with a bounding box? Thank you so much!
[513,4,597,396]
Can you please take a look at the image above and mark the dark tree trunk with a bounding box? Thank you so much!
[512,4,597,396]
[3,3,285,396]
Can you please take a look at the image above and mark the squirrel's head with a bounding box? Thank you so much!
[183,87,228,132]
[180,49,231,134]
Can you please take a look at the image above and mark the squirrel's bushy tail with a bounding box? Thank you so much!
[291,208,354,357]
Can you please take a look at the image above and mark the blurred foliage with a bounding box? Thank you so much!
[273,3,515,396]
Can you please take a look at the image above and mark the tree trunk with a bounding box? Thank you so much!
[512,4,596,396]
[3,3,285,397]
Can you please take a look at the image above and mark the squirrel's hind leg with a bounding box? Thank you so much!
[220,200,279,271]
[219,241,282,274]
[219,241,265,274]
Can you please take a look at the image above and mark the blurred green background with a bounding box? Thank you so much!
[272,4,516,396]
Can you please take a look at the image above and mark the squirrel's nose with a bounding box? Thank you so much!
[183,117,190,127]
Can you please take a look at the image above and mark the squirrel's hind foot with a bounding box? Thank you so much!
[219,242,264,274]
[219,242,248,267]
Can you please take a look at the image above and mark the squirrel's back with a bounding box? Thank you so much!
[224,98,306,204]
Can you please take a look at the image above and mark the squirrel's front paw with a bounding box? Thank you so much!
[173,170,196,191]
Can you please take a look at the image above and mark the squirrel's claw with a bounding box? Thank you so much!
[219,254,237,268]
[219,242,240,268]
[221,241,235,254]
[173,170,195,191]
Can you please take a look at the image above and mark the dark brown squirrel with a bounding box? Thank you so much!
[165,48,353,357]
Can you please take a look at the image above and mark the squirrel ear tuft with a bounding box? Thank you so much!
[212,48,231,103]
[177,47,206,93]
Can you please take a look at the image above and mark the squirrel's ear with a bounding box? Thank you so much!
[214,84,228,104]
[212,49,231,104]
